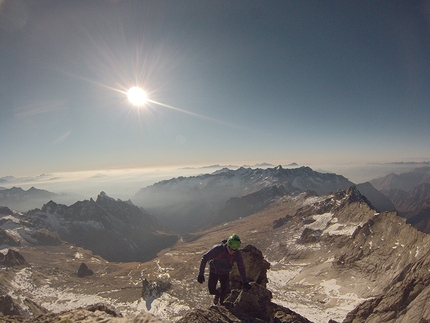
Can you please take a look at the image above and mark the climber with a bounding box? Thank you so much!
[197,233,251,305]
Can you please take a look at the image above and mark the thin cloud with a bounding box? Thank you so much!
[53,131,72,145]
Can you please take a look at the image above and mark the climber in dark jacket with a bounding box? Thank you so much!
[197,234,251,305]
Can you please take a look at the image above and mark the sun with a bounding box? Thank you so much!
[127,87,147,106]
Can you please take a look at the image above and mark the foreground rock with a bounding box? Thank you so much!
[178,283,312,323]
[0,303,165,323]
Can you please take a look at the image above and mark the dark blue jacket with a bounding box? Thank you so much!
[199,243,248,283]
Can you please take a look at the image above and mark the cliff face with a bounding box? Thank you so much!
[342,253,430,323]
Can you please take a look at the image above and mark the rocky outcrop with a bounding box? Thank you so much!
[1,249,28,267]
[272,215,292,229]
[297,227,322,244]
[0,228,20,246]
[230,244,271,289]
[178,283,313,323]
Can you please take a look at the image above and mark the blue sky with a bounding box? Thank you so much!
[1,0,429,180]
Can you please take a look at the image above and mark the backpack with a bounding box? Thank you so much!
[213,239,233,263]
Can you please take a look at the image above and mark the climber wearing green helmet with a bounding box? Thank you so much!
[197,234,251,305]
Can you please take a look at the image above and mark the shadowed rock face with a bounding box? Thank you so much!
[1,249,28,267]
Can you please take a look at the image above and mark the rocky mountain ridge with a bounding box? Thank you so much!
[369,166,430,191]
[0,186,58,213]
[1,192,178,262]
[132,166,355,233]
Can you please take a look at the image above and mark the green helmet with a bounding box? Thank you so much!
[227,234,241,250]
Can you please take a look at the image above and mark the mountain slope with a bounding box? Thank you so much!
[1,186,429,322]
[132,166,354,233]
[385,183,430,213]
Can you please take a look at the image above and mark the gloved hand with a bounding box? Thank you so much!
[243,282,252,290]
[197,274,205,284]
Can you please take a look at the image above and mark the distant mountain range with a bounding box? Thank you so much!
[369,166,430,191]
[370,166,430,233]
[0,186,58,212]
[0,186,82,212]
[132,166,355,233]
[1,192,178,262]
[2,165,429,237]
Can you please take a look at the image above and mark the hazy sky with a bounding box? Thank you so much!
[1,0,430,179]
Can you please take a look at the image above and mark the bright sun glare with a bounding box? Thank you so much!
[127,87,147,106]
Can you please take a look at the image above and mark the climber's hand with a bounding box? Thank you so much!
[243,282,252,290]
[197,274,205,284]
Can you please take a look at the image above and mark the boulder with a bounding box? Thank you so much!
[77,262,94,278]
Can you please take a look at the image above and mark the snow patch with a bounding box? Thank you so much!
[305,213,333,231]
